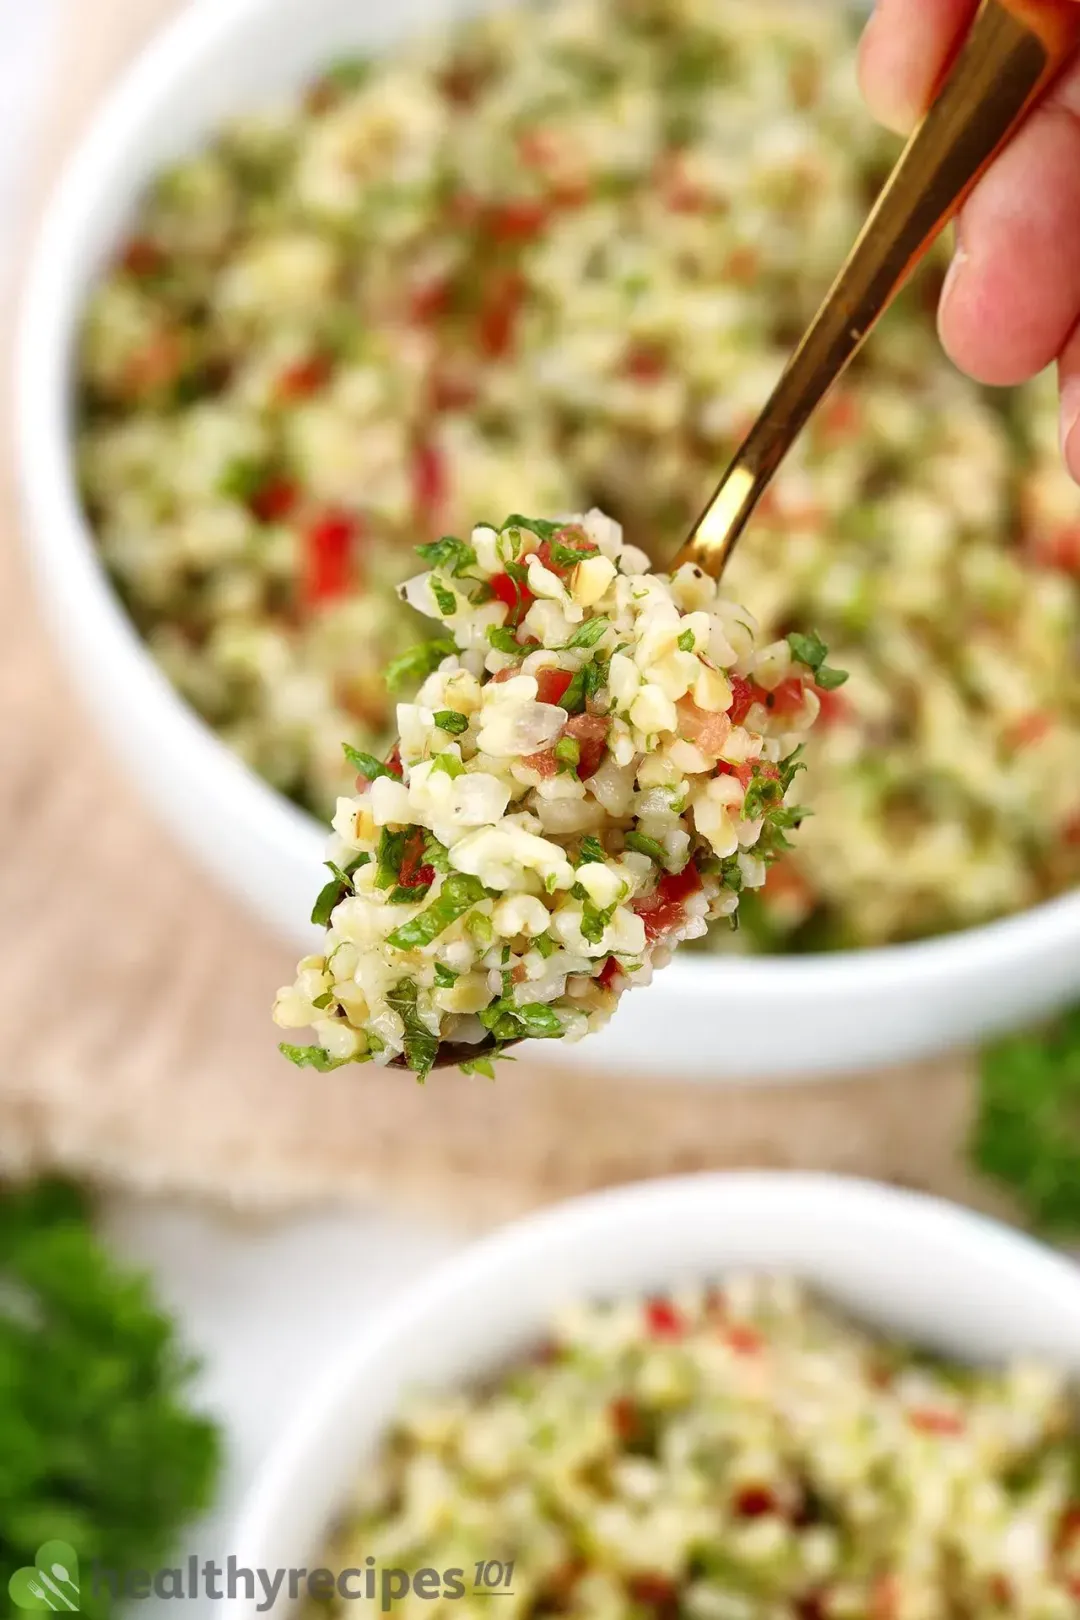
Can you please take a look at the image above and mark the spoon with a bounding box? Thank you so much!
[395,0,1080,1072]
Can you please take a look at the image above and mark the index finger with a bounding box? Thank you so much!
[857,0,979,133]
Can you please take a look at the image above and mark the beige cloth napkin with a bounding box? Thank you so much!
[0,0,1010,1226]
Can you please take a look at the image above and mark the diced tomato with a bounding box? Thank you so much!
[627,1574,679,1613]
[534,668,574,706]
[489,663,522,684]
[1004,710,1052,751]
[535,525,596,576]
[398,828,435,891]
[814,683,850,726]
[412,441,447,530]
[723,1324,763,1356]
[490,570,534,627]
[734,1486,777,1519]
[597,955,623,991]
[249,475,299,524]
[565,713,609,778]
[676,695,732,757]
[633,863,702,944]
[520,747,559,778]
[728,673,767,726]
[304,509,359,605]
[624,342,667,382]
[478,269,526,358]
[645,1298,683,1339]
[276,354,332,402]
[485,198,550,243]
[909,1408,965,1436]
[609,1395,640,1440]
[716,757,775,791]
[408,274,455,324]
[769,677,806,717]
[120,236,165,278]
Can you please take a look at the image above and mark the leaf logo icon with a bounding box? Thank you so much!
[9,1544,80,1612]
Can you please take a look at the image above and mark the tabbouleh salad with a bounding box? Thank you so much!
[76,0,1080,954]
[310,1277,1080,1619]
[273,510,830,1077]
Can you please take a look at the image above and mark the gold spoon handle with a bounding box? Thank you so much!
[676,0,1080,579]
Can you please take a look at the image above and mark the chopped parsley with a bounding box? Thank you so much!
[279,1042,359,1072]
[433,962,459,987]
[374,826,410,890]
[554,736,581,772]
[417,535,477,576]
[564,616,611,650]
[386,874,489,950]
[549,537,600,568]
[678,627,696,652]
[479,998,564,1042]
[342,744,398,781]
[487,625,521,654]
[624,831,667,865]
[310,852,371,926]
[386,979,440,1082]
[786,630,848,691]
[561,656,609,715]
[430,751,465,778]
[433,709,469,734]
[430,579,458,617]
[386,636,456,694]
[502,513,560,540]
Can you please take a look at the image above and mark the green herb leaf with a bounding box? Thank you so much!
[554,736,581,772]
[563,616,611,650]
[580,896,616,944]
[624,831,667,864]
[433,962,459,987]
[311,991,334,1009]
[549,538,599,568]
[386,873,489,950]
[514,1003,564,1039]
[279,1042,353,1071]
[502,513,561,540]
[342,744,398,781]
[430,752,465,778]
[385,979,439,1082]
[534,932,556,958]
[487,626,521,655]
[560,655,609,715]
[677,627,696,652]
[375,826,409,890]
[386,636,456,694]
[0,1179,221,1613]
[459,1055,496,1078]
[311,879,344,928]
[786,629,848,690]
[431,579,458,617]
[417,535,477,576]
[576,836,607,865]
[970,1005,1080,1233]
[217,456,269,503]
[433,709,468,735]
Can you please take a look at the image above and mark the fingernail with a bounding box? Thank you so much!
[1061,379,1080,480]
[938,240,970,323]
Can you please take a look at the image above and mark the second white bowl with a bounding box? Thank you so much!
[227,1172,1080,1597]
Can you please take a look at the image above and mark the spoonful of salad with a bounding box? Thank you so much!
[273,510,839,1077]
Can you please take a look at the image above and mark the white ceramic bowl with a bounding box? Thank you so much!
[227,1172,1080,1594]
[16,0,1080,1080]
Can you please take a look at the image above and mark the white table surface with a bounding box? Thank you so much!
[3,8,468,1601]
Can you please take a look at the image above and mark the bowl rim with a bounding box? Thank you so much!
[228,1170,1080,1578]
[14,0,1080,1005]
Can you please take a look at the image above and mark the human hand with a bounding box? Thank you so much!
[858,0,1080,481]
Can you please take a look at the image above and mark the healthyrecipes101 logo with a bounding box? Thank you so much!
[9,1544,81,1612]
